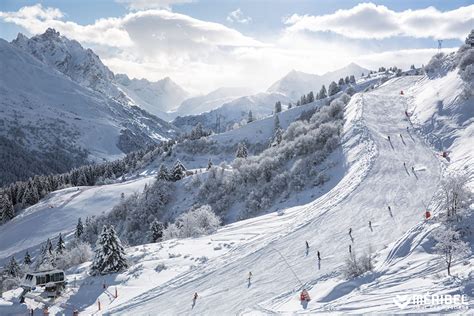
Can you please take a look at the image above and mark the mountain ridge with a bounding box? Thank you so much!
[268,63,369,100]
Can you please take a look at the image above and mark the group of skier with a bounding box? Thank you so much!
[193,100,419,307]
[305,241,321,261]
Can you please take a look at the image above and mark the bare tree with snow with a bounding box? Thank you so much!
[433,226,470,276]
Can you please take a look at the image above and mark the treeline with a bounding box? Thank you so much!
[277,74,356,111]
[0,140,177,225]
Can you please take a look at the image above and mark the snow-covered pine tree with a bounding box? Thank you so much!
[75,217,84,240]
[190,123,205,140]
[247,110,253,123]
[319,85,327,99]
[22,183,39,206]
[90,225,128,275]
[149,220,164,243]
[301,94,307,105]
[171,160,186,181]
[236,142,248,159]
[0,193,15,222]
[344,76,350,84]
[46,238,53,254]
[23,251,32,266]
[272,128,283,146]
[275,101,282,113]
[157,164,170,181]
[274,114,281,131]
[207,158,213,170]
[56,233,66,255]
[77,171,88,186]
[288,102,293,109]
[296,100,301,106]
[307,91,314,103]
[338,78,345,86]
[328,81,340,96]
[4,257,21,278]
[349,75,356,84]
[35,239,55,270]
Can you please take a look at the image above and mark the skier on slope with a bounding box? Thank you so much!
[387,135,391,141]
[300,289,311,302]
[317,251,321,261]
[191,292,199,308]
[248,271,252,281]
[369,220,372,230]
[349,245,352,253]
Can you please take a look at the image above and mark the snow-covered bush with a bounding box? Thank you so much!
[55,242,93,270]
[163,205,221,240]
[86,179,174,246]
[342,249,374,279]
[155,263,167,272]
[196,94,348,219]
[425,43,474,79]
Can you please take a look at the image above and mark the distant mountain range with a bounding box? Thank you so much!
[174,86,256,117]
[267,63,369,101]
[116,74,189,120]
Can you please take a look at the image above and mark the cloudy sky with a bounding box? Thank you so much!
[0,0,472,93]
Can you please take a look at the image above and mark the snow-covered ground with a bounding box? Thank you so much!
[1,73,472,314]
[407,71,473,182]
[102,76,450,315]
[0,177,155,265]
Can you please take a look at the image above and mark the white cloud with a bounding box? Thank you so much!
[0,4,63,20]
[355,47,456,70]
[285,3,474,40]
[116,0,193,10]
[227,8,252,24]
[0,4,133,48]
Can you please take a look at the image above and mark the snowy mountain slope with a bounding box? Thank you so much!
[12,29,120,99]
[1,74,469,314]
[172,92,291,133]
[174,86,256,117]
[406,46,474,179]
[103,76,444,314]
[0,37,178,184]
[116,74,189,119]
[294,218,474,314]
[268,63,369,101]
[0,177,155,264]
[12,29,189,121]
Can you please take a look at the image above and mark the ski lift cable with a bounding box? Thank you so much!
[273,248,304,288]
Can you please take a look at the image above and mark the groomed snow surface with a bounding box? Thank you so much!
[1,76,473,314]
